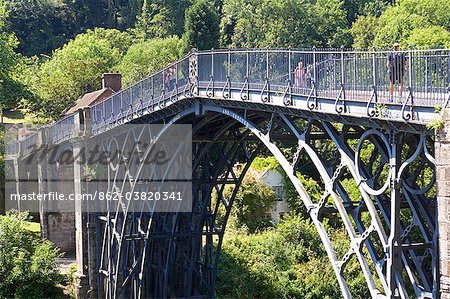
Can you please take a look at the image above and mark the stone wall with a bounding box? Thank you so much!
[45,212,76,254]
[437,108,450,298]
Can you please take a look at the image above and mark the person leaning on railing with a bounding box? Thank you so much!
[387,42,407,102]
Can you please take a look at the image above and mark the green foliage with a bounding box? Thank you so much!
[133,0,191,39]
[351,15,379,49]
[231,173,276,232]
[0,2,30,109]
[0,212,62,298]
[87,28,135,56]
[183,0,220,52]
[5,0,77,56]
[426,116,445,132]
[118,36,182,86]
[375,103,388,118]
[372,0,450,48]
[284,172,322,218]
[5,0,114,57]
[217,213,368,298]
[34,29,125,118]
[66,263,77,298]
[405,26,450,48]
[250,156,281,172]
[213,170,276,233]
[221,0,351,48]
[311,0,352,47]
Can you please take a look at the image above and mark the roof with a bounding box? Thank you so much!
[65,88,114,115]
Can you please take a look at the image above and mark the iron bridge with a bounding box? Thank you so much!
[5,48,450,299]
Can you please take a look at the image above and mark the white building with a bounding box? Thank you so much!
[258,169,290,223]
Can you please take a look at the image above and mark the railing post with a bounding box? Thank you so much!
[224,48,231,98]
[83,107,91,135]
[188,49,198,96]
[120,88,124,116]
[408,46,413,95]
[211,48,214,84]
[211,49,214,76]
[246,49,249,79]
[261,48,270,102]
[176,62,178,88]
[373,47,378,101]
[140,81,144,104]
[313,46,317,97]
[227,48,231,78]
[402,45,414,120]
[372,47,378,90]
[288,47,292,84]
[340,46,346,99]
[151,76,155,101]
[266,48,269,82]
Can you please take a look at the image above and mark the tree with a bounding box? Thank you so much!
[373,0,450,48]
[118,36,182,86]
[0,2,29,109]
[405,26,450,48]
[5,0,77,56]
[217,213,368,298]
[35,30,123,118]
[183,0,220,52]
[231,171,276,231]
[342,0,389,24]
[351,15,378,48]
[309,0,351,47]
[213,167,276,233]
[0,212,62,298]
[220,0,351,48]
[221,0,313,48]
[133,0,191,40]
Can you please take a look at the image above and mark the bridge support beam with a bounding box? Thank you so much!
[437,108,450,298]
[73,139,90,299]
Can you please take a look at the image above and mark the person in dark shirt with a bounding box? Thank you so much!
[387,42,407,101]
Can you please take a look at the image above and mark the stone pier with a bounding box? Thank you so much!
[437,108,450,298]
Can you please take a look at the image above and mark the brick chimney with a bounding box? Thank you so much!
[102,73,122,92]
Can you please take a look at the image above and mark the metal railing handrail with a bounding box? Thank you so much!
[5,47,450,158]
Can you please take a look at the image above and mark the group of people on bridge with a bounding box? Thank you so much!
[292,42,408,101]
[161,42,410,102]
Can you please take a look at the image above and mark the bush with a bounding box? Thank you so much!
[118,36,182,86]
[217,213,368,298]
[0,212,62,298]
[213,170,276,233]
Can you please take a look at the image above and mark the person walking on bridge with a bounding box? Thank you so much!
[387,42,407,102]
[294,62,306,88]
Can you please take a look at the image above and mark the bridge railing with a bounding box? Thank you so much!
[196,48,450,108]
[50,113,76,144]
[21,133,39,157]
[5,141,19,156]
[5,48,450,159]
[90,55,190,132]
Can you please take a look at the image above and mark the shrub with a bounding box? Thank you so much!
[0,212,62,298]
[217,213,367,298]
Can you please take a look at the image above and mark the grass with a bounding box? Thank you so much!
[24,220,41,234]
[2,109,25,124]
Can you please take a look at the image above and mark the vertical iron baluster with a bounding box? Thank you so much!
[288,48,292,85]
[246,50,249,80]
[341,47,346,102]
[313,47,317,97]
[373,48,378,102]
[151,76,154,104]
[402,46,414,120]
[283,48,293,106]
